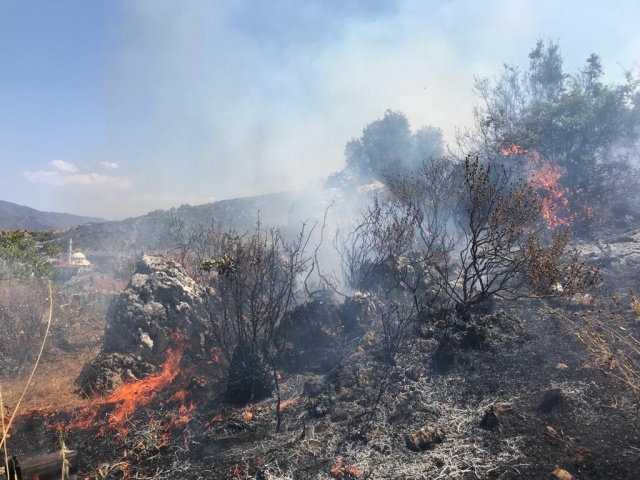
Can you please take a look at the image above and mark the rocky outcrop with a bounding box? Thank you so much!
[77,255,210,396]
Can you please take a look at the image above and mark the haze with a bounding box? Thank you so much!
[1,0,638,219]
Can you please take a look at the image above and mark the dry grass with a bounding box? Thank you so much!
[0,347,97,412]
[0,289,106,413]
[556,292,640,403]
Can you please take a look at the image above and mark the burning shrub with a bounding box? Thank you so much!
[341,153,595,331]
[466,40,640,230]
[435,156,598,319]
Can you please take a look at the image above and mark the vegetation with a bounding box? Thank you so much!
[568,292,640,403]
[443,156,596,317]
[0,230,59,281]
[200,222,317,429]
[0,231,58,373]
[341,110,444,184]
[0,280,49,374]
[339,154,596,321]
[463,40,640,228]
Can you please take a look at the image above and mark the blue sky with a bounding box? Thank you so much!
[1,0,638,219]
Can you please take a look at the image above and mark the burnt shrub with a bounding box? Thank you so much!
[225,343,273,404]
[201,223,316,406]
[277,298,344,374]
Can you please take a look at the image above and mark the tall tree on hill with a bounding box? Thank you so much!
[345,110,444,183]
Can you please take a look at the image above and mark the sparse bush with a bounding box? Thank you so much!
[0,279,48,374]
[201,222,315,413]
[334,159,456,363]
[167,215,218,277]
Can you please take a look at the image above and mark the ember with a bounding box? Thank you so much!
[241,405,253,421]
[211,347,220,364]
[278,398,297,412]
[232,463,247,479]
[330,457,360,479]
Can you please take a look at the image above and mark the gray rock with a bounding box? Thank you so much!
[76,255,212,396]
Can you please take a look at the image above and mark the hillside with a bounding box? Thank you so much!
[52,191,299,253]
[0,199,104,230]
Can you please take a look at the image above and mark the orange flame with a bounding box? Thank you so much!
[59,332,190,438]
[241,405,253,421]
[498,143,527,156]
[529,159,572,229]
[101,347,183,436]
[279,398,297,412]
[500,144,594,229]
[330,457,360,479]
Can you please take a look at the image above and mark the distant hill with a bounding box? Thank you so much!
[52,192,299,254]
[0,200,105,230]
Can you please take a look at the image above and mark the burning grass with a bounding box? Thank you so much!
[4,306,638,479]
[54,332,192,439]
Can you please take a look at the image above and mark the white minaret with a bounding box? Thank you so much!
[68,238,73,263]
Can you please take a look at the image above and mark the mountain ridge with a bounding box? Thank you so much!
[0,199,105,231]
[50,191,299,253]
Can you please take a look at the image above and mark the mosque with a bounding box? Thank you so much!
[62,238,92,271]
[69,239,90,266]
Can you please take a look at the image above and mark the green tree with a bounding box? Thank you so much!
[465,40,640,227]
[0,231,59,281]
[345,110,444,182]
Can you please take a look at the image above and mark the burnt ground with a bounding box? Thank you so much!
[4,296,640,479]
[5,231,640,480]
